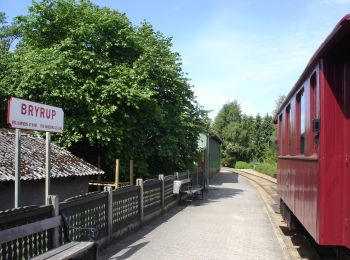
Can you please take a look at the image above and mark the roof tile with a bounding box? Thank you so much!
[0,129,104,181]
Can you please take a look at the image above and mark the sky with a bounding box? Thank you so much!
[1,0,350,119]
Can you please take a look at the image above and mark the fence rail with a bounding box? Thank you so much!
[0,169,203,259]
[143,179,162,216]
[60,192,108,241]
[112,186,140,233]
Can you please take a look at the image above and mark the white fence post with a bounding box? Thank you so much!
[159,174,165,211]
[47,195,59,248]
[104,186,113,242]
[136,179,144,224]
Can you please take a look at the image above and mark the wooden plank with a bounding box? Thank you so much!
[32,241,96,260]
[31,242,79,260]
[49,241,95,260]
[0,216,62,244]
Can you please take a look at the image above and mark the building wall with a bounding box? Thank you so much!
[0,176,90,211]
[209,138,221,177]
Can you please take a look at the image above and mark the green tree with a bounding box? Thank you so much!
[0,0,205,178]
[212,100,241,138]
[272,95,286,118]
[213,100,255,166]
[0,12,17,126]
[213,100,276,166]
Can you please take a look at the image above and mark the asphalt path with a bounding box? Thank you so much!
[99,169,284,260]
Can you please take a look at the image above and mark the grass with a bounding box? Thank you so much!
[254,162,277,177]
[235,161,250,169]
[234,161,277,178]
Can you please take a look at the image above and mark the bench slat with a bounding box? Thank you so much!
[31,241,96,260]
[0,215,62,244]
[31,242,79,260]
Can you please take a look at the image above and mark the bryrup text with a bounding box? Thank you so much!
[21,103,57,120]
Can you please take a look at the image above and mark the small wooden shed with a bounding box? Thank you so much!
[198,133,222,179]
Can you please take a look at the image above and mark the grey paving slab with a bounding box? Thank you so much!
[99,172,283,260]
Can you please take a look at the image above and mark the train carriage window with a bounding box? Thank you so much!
[278,114,283,155]
[285,105,291,155]
[310,73,318,154]
[297,89,305,154]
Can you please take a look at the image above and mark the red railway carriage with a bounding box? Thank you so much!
[276,14,350,248]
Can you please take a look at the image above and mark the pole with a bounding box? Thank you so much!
[115,159,119,188]
[14,129,21,208]
[130,160,134,185]
[158,174,165,211]
[45,132,51,204]
[97,155,101,191]
[105,186,113,242]
[136,179,144,223]
[47,195,59,247]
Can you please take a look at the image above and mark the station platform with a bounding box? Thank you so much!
[99,169,285,259]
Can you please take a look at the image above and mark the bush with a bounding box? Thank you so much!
[255,162,277,177]
[235,161,251,169]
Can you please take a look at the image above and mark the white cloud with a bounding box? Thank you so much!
[178,1,350,119]
[184,7,338,118]
[322,0,350,3]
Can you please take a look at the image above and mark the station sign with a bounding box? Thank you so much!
[7,97,64,133]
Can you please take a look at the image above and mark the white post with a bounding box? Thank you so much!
[47,195,59,248]
[105,186,113,242]
[136,179,144,223]
[14,129,21,208]
[159,174,165,211]
[45,132,51,203]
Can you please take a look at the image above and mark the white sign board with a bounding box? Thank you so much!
[198,133,207,149]
[8,97,64,132]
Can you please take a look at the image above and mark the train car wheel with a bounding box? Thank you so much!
[280,199,298,231]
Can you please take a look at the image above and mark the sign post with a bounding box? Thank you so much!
[14,129,21,208]
[7,97,64,207]
[45,132,51,202]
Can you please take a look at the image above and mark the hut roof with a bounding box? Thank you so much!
[0,129,104,181]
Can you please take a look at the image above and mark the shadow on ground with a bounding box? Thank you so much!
[211,169,239,185]
[189,171,243,207]
[99,170,243,259]
[99,206,187,259]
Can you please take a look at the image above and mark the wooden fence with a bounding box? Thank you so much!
[0,170,202,259]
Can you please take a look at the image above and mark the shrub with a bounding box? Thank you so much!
[255,162,277,177]
[235,161,251,169]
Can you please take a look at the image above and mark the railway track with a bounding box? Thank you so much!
[230,168,334,260]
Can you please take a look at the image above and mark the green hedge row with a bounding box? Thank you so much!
[235,161,277,178]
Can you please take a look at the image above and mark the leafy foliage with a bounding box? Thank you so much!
[0,1,206,178]
[212,100,275,167]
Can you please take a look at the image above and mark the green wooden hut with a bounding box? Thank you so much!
[198,134,222,187]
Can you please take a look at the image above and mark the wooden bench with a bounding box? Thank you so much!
[0,214,98,260]
[173,178,204,201]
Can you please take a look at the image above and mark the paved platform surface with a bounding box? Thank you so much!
[99,170,283,260]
